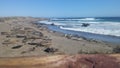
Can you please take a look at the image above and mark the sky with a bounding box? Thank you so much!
[0,0,120,17]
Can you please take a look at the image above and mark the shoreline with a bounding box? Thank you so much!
[37,21,120,45]
[41,23,120,46]
[0,17,120,57]
[32,22,119,53]
[39,20,120,45]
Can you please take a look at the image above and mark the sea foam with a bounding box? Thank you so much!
[39,17,120,37]
[60,21,120,37]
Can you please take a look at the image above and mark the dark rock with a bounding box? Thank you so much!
[51,23,55,26]
[44,47,58,53]
[81,23,90,27]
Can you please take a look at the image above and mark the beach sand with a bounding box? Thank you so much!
[0,17,119,57]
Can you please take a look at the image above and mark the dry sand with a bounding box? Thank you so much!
[0,54,120,68]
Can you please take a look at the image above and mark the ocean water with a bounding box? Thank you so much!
[39,17,120,44]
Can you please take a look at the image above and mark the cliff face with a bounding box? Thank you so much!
[0,54,120,68]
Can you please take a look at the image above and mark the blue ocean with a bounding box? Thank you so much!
[39,17,120,44]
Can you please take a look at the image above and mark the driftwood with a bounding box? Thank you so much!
[12,45,22,49]
[28,43,38,45]
[16,34,26,38]
[28,41,51,47]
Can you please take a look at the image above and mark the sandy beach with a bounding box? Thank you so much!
[0,17,119,57]
[1,0,120,67]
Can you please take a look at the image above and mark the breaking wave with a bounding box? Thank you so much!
[60,22,120,37]
[51,18,98,21]
[39,17,120,37]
